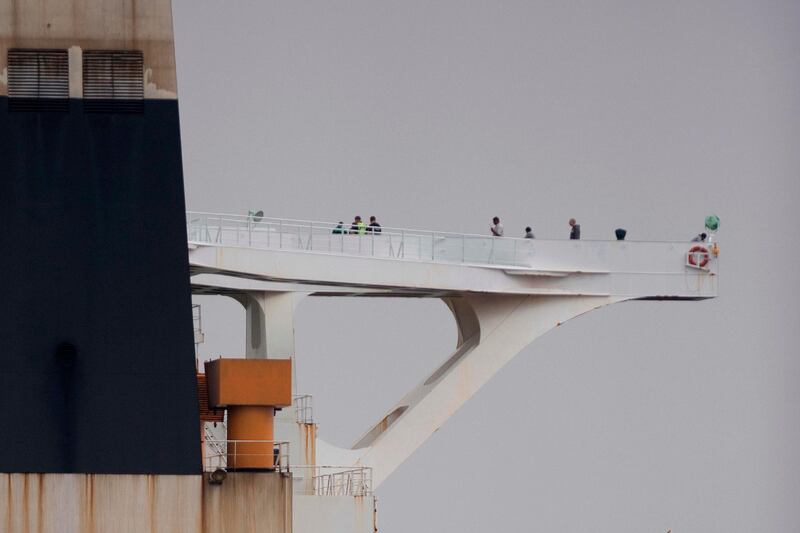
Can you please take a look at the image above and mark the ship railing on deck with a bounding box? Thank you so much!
[293,394,314,425]
[292,466,373,497]
[191,303,204,347]
[186,211,719,274]
[203,439,290,474]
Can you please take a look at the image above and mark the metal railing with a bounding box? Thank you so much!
[292,466,373,496]
[294,394,314,425]
[186,212,720,276]
[192,303,202,333]
[192,303,204,347]
[203,439,290,474]
[203,424,226,458]
[186,211,537,268]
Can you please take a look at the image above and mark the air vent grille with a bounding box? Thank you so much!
[83,50,144,113]
[7,49,69,112]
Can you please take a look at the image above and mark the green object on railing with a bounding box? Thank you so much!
[705,214,720,231]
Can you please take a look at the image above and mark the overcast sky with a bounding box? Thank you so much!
[172,2,800,531]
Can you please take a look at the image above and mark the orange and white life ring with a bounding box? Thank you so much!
[687,245,710,268]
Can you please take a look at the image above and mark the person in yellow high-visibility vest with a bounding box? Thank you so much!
[350,215,366,235]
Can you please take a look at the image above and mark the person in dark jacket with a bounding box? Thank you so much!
[524,227,535,239]
[691,233,707,242]
[366,216,382,234]
[569,218,581,240]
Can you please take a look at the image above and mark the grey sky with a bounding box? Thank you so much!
[173,1,800,531]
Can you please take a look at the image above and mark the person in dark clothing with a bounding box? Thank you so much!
[332,222,345,234]
[367,216,382,234]
[569,218,581,240]
[524,227,535,239]
[691,233,707,242]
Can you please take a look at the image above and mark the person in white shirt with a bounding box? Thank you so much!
[490,217,504,237]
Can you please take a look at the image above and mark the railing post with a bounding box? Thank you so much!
[462,234,465,263]
[431,232,435,261]
[513,238,517,265]
[279,220,283,249]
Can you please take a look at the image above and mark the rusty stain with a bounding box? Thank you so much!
[87,474,95,533]
[373,496,379,533]
[301,423,317,467]
[354,495,365,532]
[36,474,43,533]
[0,472,299,532]
[148,475,156,533]
[22,472,29,533]
[6,475,12,533]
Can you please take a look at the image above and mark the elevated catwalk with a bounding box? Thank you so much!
[187,211,718,487]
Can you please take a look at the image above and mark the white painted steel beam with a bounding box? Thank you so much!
[349,293,623,486]
[187,241,717,300]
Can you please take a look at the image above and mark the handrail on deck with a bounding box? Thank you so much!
[186,211,717,272]
[203,439,290,474]
[291,465,373,497]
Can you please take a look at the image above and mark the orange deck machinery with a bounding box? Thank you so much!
[204,358,292,469]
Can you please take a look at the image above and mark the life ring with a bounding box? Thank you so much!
[687,245,710,268]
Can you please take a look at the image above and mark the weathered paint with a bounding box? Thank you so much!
[0,0,178,98]
[202,472,292,533]
[0,472,292,533]
[293,495,374,533]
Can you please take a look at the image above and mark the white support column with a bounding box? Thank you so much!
[342,293,626,488]
[231,290,307,401]
[232,291,305,359]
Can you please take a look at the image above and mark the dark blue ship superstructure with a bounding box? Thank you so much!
[0,8,199,475]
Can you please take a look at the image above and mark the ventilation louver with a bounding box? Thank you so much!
[83,50,144,113]
[7,49,69,112]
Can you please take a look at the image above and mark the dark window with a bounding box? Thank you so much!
[83,50,144,113]
[7,49,69,112]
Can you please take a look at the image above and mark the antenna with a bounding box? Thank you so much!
[248,210,264,224]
